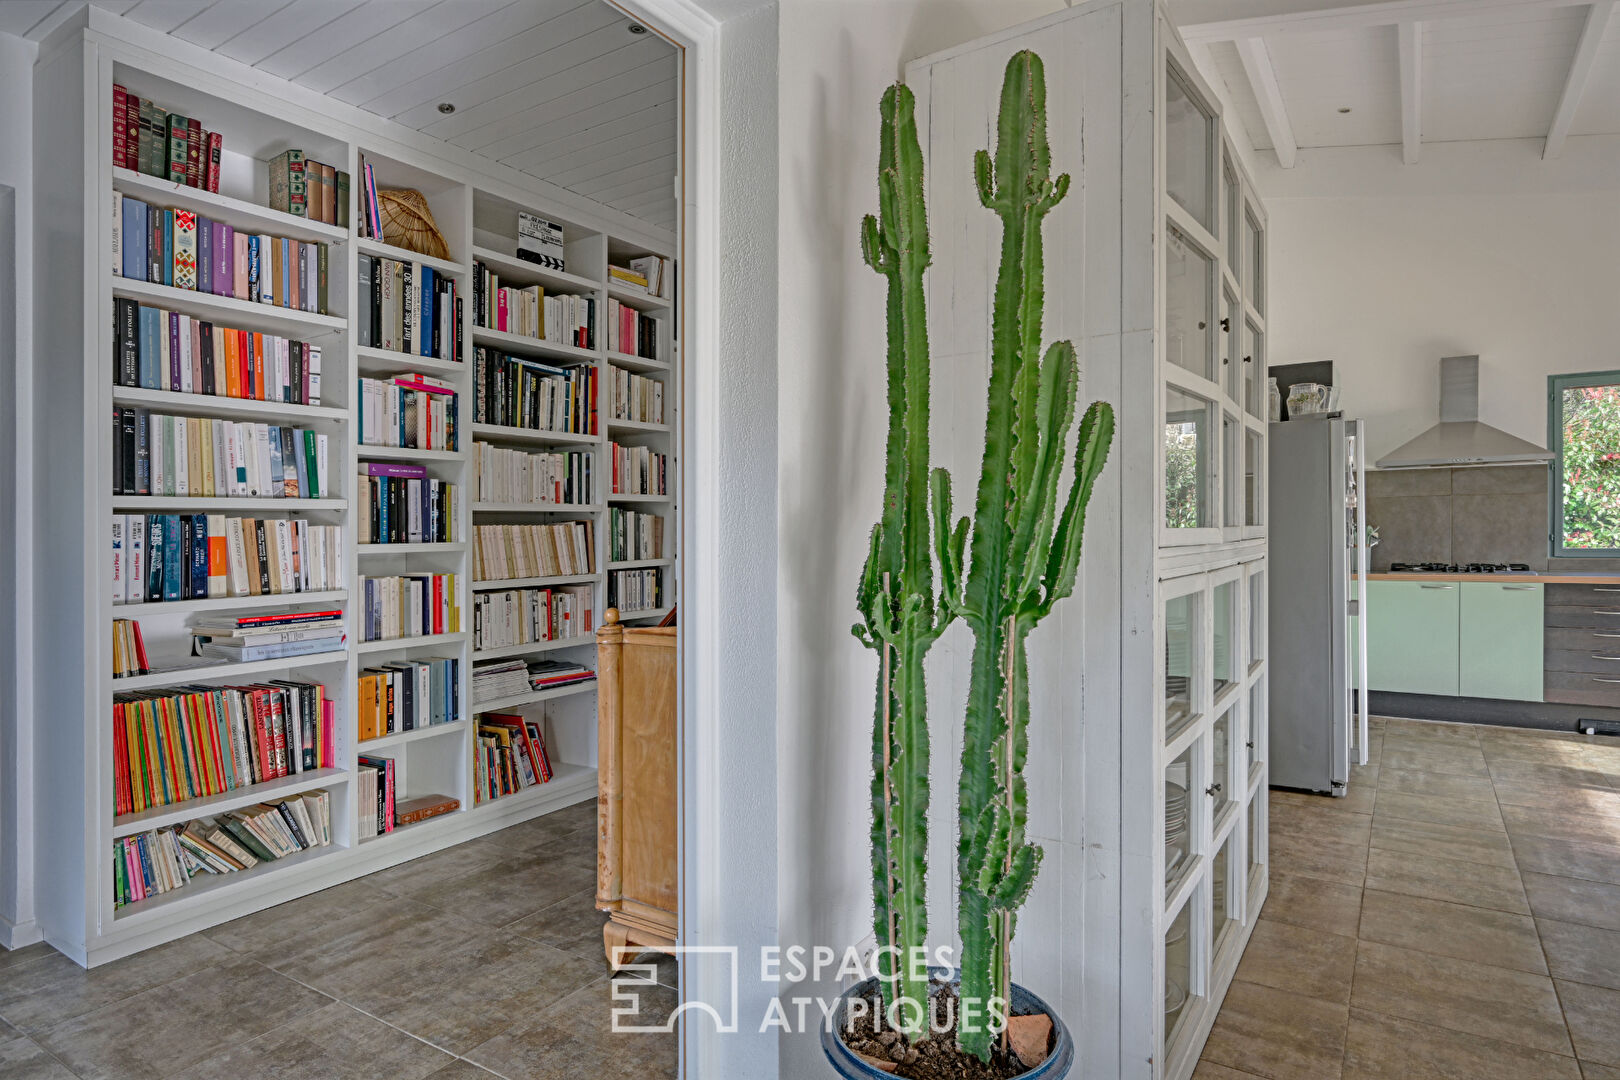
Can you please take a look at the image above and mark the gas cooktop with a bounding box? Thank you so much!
[1388,562,1533,574]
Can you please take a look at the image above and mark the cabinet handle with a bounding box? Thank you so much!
[1242,356,1253,364]
[1221,317,1231,332]
[1594,677,1620,684]
[1592,655,1620,661]
[1420,584,1456,590]
[1206,783,1223,796]
[1502,585,1537,590]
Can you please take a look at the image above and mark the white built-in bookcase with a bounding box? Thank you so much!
[33,16,677,966]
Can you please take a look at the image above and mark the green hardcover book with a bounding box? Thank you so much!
[166,113,189,184]
[217,815,276,862]
[335,171,350,230]
[137,99,154,175]
[267,150,305,216]
[317,243,328,315]
[302,430,319,498]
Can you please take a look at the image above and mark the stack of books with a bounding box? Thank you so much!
[112,300,323,403]
[609,256,671,298]
[113,679,334,815]
[527,659,595,691]
[355,465,458,545]
[113,410,331,499]
[113,789,334,909]
[113,85,223,191]
[360,574,460,642]
[608,508,666,562]
[358,754,395,837]
[607,365,665,423]
[605,299,663,361]
[114,197,329,314]
[267,150,348,226]
[473,443,592,506]
[473,347,596,434]
[609,568,663,614]
[358,373,459,451]
[474,713,554,805]
[472,659,530,702]
[357,657,461,740]
[112,618,150,679]
[113,514,344,604]
[471,521,595,581]
[609,442,668,496]
[190,608,346,663]
[358,255,462,361]
[472,585,595,651]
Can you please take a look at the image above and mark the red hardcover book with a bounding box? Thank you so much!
[252,332,266,401]
[186,118,202,187]
[130,621,150,674]
[384,758,395,831]
[250,689,271,782]
[206,131,222,193]
[112,705,128,816]
[320,698,334,769]
[113,84,128,169]
[124,93,140,173]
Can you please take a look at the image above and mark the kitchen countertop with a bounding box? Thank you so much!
[1358,572,1620,584]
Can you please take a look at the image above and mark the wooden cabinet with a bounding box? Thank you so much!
[1365,581,1460,696]
[1459,583,1543,702]
[596,609,679,965]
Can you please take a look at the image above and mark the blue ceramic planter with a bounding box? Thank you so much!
[820,970,1073,1079]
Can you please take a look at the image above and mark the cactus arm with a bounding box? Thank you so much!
[1040,401,1116,616]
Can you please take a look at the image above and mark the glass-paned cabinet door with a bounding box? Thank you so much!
[1222,413,1240,530]
[1245,318,1265,412]
[1245,427,1265,527]
[1165,386,1216,530]
[1213,578,1238,694]
[1211,706,1234,821]
[1223,290,1242,400]
[1248,568,1266,670]
[1164,897,1197,1052]
[1225,165,1241,282]
[1165,590,1199,743]
[1166,64,1214,231]
[1247,796,1265,877]
[1166,228,1216,381]
[1247,678,1265,772]
[1212,830,1238,952]
[1245,207,1264,314]
[1165,740,1196,899]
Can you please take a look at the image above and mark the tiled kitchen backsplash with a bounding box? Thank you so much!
[1365,465,1620,572]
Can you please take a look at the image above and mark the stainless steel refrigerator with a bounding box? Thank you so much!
[1268,417,1371,795]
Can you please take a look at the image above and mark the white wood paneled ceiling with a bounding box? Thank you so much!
[1174,0,1620,166]
[2,0,679,231]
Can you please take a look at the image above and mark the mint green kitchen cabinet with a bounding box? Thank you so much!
[1460,582,1544,702]
[1365,581,1461,696]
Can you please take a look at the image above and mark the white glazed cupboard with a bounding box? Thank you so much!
[907,2,1266,1077]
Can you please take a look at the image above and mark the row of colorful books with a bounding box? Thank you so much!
[114,196,329,315]
[471,585,595,652]
[113,85,222,190]
[113,678,334,815]
[609,568,664,614]
[113,790,334,910]
[358,255,462,362]
[473,442,593,507]
[604,298,663,361]
[112,299,324,404]
[113,618,151,679]
[113,410,331,500]
[355,466,459,545]
[360,574,461,643]
[606,364,665,425]
[610,442,669,496]
[472,260,597,351]
[473,347,596,434]
[111,515,344,605]
[357,657,461,741]
[473,713,555,805]
[608,508,667,563]
[471,521,596,582]
[357,374,459,452]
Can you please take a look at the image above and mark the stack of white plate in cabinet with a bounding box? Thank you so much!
[1164,779,1189,881]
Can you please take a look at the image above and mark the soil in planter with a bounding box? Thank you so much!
[838,982,1049,1080]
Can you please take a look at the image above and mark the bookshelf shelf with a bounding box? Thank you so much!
[473,680,597,713]
[605,282,672,312]
[113,650,349,691]
[617,606,672,622]
[471,573,599,591]
[113,167,348,245]
[112,496,345,512]
[112,767,348,839]
[111,842,348,924]
[355,346,465,378]
[111,589,346,617]
[608,493,671,503]
[112,278,346,337]
[357,542,467,556]
[606,419,671,434]
[357,444,461,463]
[470,247,600,294]
[359,720,467,751]
[468,423,596,447]
[471,325,598,365]
[473,635,595,660]
[111,386,349,424]
[355,631,468,653]
[472,502,602,514]
[355,236,467,277]
[603,350,670,374]
[607,558,672,570]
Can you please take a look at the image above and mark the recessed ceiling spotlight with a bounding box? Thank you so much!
[628,23,647,34]
[1338,107,1352,114]
[438,102,455,114]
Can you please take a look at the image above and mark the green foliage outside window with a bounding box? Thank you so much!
[1555,377,1620,553]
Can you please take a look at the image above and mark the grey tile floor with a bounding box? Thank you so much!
[0,799,679,1080]
[1198,716,1620,1080]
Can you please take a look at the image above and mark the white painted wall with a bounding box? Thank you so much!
[0,27,37,949]
[1258,136,1620,464]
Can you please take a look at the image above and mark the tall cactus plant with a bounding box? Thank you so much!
[931,50,1116,1061]
[852,82,949,1038]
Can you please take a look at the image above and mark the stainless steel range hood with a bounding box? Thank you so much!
[1376,356,1554,469]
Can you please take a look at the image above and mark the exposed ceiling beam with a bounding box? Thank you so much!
[1398,21,1422,165]
[1235,37,1298,168]
[1544,0,1615,159]
[1179,0,1588,43]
